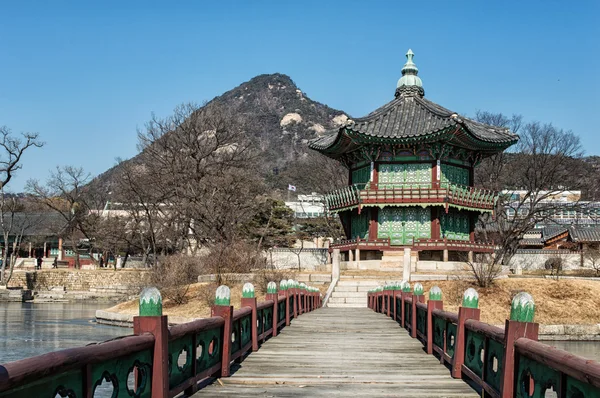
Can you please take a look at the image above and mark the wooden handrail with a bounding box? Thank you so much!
[432,309,458,323]
[169,316,225,341]
[515,338,600,389]
[0,333,155,391]
[464,319,505,342]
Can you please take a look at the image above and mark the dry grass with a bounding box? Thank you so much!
[106,282,329,319]
[419,279,600,325]
[106,282,268,319]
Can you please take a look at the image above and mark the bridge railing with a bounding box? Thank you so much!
[0,280,323,398]
[368,282,600,398]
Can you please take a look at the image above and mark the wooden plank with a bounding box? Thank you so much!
[194,308,478,397]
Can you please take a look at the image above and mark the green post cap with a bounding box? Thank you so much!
[462,288,479,309]
[287,279,295,289]
[429,286,442,301]
[401,281,411,293]
[279,279,288,291]
[139,287,162,316]
[510,292,535,323]
[267,281,277,294]
[414,283,424,296]
[299,282,307,290]
[242,282,255,298]
[215,285,231,306]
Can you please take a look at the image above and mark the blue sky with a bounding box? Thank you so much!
[1,1,598,191]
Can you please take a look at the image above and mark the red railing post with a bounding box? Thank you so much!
[411,284,425,338]
[386,286,391,318]
[500,292,539,398]
[427,286,443,355]
[211,285,234,378]
[451,288,480,379]
[240,283,258,352]
[280,280,291,326]
[133,287,169,398]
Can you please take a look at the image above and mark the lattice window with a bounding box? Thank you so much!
[440,209,471,241]
[440,164,469,187]
[350,209,370,239]
[379,163,431,188]
[378,207,431,245]
[351,166,371,189]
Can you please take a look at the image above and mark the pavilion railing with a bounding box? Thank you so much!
[369,284,600,398]
[0,282,322,398]
[324,183,497,212]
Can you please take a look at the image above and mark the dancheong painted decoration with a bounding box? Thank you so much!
[309,49,518,261]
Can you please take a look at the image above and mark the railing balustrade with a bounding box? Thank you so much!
[324,182,497,212]
[368,284,600,398]
[0,280,322,398]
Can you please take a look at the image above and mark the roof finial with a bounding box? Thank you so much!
[396,49,424,98]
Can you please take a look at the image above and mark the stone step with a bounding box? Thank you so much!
[326,303,366,308]
[332,286,359,292]
[336,280,381,286]
[331,291,366,298]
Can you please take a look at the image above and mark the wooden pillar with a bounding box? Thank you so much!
[368,207,379,240]
[58,238,63,261]
[451,306,481,378]
[372,162,379,187]
[500,320,539,397]
[431,208,441,240]
[211,304,234,378]
[432,160,440,188]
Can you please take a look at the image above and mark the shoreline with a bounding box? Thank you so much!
[95,308,600,341]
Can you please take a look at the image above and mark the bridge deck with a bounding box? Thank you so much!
[196,308,477,397]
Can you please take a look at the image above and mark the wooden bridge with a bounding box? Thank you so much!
[1,280,599,398]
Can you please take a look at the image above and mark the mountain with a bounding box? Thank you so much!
[90,73,349,196]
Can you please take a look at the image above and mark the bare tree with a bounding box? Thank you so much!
[584,245,600,276]
[27,166,104,269]
[474,113,584,273]
[0,126,43,286]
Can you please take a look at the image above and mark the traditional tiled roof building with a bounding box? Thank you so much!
[310,50,518,264]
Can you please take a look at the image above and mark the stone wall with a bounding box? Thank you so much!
[509,251,583,270]
[268,249,329,271]
[8,270,151,295]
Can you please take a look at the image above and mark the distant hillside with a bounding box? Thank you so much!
[90,73,349,196]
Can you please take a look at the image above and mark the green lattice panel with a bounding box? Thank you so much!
[91,347,153,398]
[484,338,505,394]
[168,334,193,390]
[379,163,432,188]
[396,297,402,323]
[262,306,273,334]
[416,306,427,336]
[515,355,560,398]
[351,208,370,239]
[464,330,485,378]
[196,327,222,373]
[240,314,252,347]
[404,301,411,329]
[257,308,264,336]
[433,315,445,349]
[566,375,600,397]
[441,164,469,186]
[231,319,241,355]
[440,209,470,241]
[446,322,457,358]
[351,166,371,189]
[378,207,431,245]
[0,370,83,398]
[278,300,286,323]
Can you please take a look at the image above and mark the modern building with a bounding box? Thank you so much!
[309,50,518,264]
[285,193,326,219]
